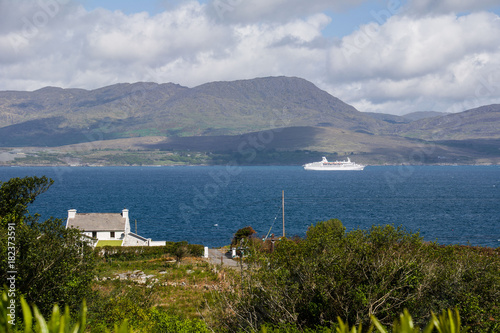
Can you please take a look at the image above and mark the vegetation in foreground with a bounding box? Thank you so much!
[210,221,499,333]
[87,245,214,332]
[0,292,473,333]
[1,176,499,332]
[0,176,96,316]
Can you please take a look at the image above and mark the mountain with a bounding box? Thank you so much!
[363,112,410,124]
[363,111,448,124]
[402,111,448,121]
[392,104,500,140]
[363,106,500,141]
[1,77,500,165]
[0,82,187,128]
[0,77,386,147]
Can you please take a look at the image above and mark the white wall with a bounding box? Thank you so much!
[83,231,125,241]
[122,233,150,246]
[82,230,166,247]
[150,241,166,246]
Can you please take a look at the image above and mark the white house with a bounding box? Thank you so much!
[66,209,166,247]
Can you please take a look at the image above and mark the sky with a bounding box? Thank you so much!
[1,0,500,115]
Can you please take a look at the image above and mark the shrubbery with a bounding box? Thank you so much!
[85,285,209,333]
[232,226,257,246]
[0,177,96,316]
[1,290,209,333]
[1,290,473,333]
[2,176,498,332]
[99,241,204,260]
[212,219,500,332]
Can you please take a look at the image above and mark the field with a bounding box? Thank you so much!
[87,250,230,332]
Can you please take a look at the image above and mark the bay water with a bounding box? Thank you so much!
[1,165,499,248]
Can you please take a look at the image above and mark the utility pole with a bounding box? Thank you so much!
[282,190,285,238]
[135,219,137,234]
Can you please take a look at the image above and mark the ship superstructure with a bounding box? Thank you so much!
[303,157,365,171]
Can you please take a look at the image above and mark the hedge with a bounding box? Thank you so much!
[97,241,204,260]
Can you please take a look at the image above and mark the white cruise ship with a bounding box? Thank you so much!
[303,157,365,171]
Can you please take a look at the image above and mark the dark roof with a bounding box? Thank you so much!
[67,213,126,231]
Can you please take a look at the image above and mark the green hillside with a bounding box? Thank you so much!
[0,77,387,147]
[0,77,499,165]
[392,104,500,140]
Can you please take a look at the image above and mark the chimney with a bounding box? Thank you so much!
[68,209,77,219]
[122,209,130,234]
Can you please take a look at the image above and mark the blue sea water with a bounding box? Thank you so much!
[1,165,499,248]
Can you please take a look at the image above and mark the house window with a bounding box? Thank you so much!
[110,231,115,238]
[92,231,97,238]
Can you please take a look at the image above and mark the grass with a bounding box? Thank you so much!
[91,255,227,321]
[96,240,123,247]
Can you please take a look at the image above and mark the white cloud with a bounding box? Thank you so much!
[206,0,368,23]
[329,13,500,80]
[403,0,500,17]
[1,0,500,115]
[148,13,330,86]
[85,4,231,64]
[326,11,500,114]
[0,1,330,90]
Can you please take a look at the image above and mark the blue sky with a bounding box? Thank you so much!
[79,0,500,38]
[79,0,403,38]
[323,1,404,38]
[81,0,176,16]
[1,0,500,114]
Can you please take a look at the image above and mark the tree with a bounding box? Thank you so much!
[174,244,190,265]
[232,226,256,246]
[0,176,96,316]
[211,219,500,332]
[0,176,53,228]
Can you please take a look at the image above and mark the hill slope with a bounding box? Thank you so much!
[364,111,448,124]
[0,77,386,147]
[392,104,500,140]
[1,77,500,165]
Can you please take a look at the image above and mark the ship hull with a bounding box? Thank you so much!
[303,157,365,171]
[304,165,364,171]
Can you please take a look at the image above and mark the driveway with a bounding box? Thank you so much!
[207,248,241,268]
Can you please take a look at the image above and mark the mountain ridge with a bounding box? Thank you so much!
[0,76,499,165]
[0,76,388,146]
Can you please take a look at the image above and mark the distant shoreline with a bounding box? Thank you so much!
[2,162,499,167]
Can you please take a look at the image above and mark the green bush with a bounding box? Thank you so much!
[86,285,154,332]
[256,308,470,333]
[211,220,500,332]
[1,290,133,333]
[86,283,211,332]
[148,307,210,333]
[99,242,204,260]
[232,226,257,246]
[1,289,210,333]
[1,290,475,333]
[0,177,96,316]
